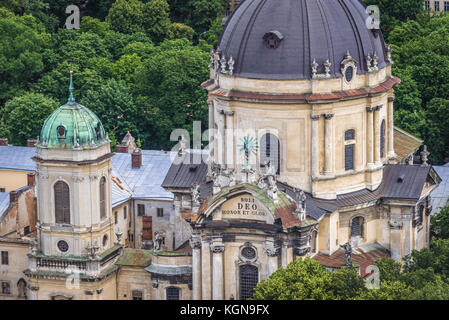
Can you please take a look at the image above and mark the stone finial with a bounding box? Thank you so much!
[345,50,352,60]
[311,58,318,78]
[213,50,221,72]
[115,228,123,245]
[178,136,187,155]
[220,54,227,72]
[421,145,430,166]
[366,54,372,70]
[324,59,331,77]
[386,45,392,62]
[228,56,235,75]
[372,52,379,68]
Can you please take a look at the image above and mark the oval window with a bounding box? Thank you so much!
[57,240,69,252]
[241,247,256,260]
[345,66,354,82]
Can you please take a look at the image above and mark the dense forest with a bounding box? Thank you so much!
[0,0,448,164]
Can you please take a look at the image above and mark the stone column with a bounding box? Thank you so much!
[387,97,396,158]
[208,100,214,172]
[366,107,375,167]
[264,246,279,276]
[311,114,320,177]
[201,239,212,300]
[217,109,226,166]
[211,242,225,300]
[282,242,288,268]
[190,235,202,300]
[323,114,334,175]
[225,111,235,169]
[374,105,382,164]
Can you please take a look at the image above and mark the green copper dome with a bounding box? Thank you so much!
[38,73,108,150]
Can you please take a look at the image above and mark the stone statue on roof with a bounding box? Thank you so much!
[154,232,163,251]
[340,242,352,266]
[192,183,200,206]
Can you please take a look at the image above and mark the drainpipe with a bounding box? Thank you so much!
[132,198,136,248]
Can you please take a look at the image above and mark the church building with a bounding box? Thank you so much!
[0,0,443,300]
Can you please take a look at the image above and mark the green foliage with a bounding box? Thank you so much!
[142,0,172,43]
[0,8,49,103]
[80,79,140,145]
[168,22,195,41]
[364,0,424,37]
[168,0,224,34]
[134,38,209,149]
[374,258,402,283]
[358,280,412,300]
[330,266,367,300]
[80,16,111,37]
[403,239,449,281]
[431,205,449,239]
[106,0,145,34]
[389,12,449,164]
[1,93,58,145]
[252,258,336,300]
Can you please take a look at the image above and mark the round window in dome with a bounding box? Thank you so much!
[345,66,354,82]
[57,240,69,252]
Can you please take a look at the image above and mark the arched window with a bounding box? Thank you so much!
[166,287,180,300]
[380,120,385,158]
[100,177,106,219]
[350,216,364,238]
[344,129,355,171]
[17,278,27,298]
[239,265,258,300]
[260,133,280,174]
[54,181,70,224]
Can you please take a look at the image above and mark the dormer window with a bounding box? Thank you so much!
[341,51,357,84]
[96,122,101,140]
[57,125,66,139]
[263,31,284,49]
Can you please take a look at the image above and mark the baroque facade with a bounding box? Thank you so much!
[0,0,444,300]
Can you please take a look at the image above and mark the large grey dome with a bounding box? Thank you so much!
[218,0,389,80]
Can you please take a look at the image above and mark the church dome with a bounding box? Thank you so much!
[38,74,108,150]
[218,0,388,80]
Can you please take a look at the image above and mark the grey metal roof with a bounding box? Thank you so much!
[382,164,432,200]
[111,150,176,204]
[0,146,35,171]
[218,0,388,80]
[431,166,449,214]
[0,146,176,206]
[161,151,208,189]
[0,192,9,219]
[145,264,192,276]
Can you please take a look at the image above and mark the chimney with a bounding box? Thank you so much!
[27,173,36,186]
[27,139,37,147]
[116,145,128,153]
[0,138,8,146]
[10,190,19,204]
[132,148,142,169]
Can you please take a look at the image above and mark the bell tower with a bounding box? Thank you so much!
[25,72,121,300]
